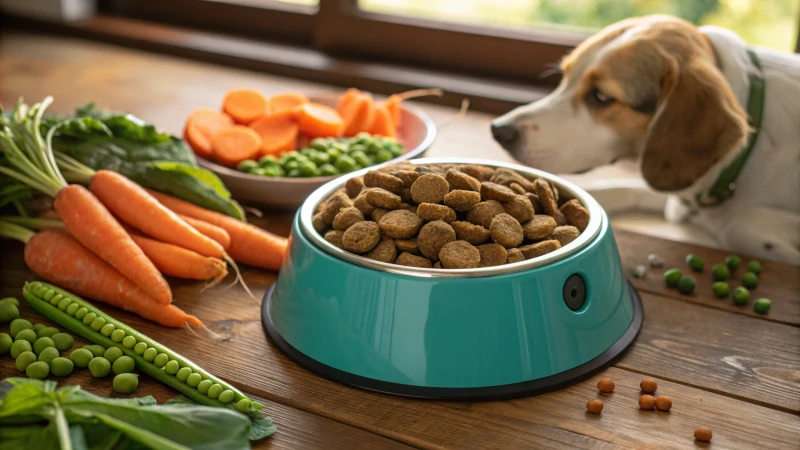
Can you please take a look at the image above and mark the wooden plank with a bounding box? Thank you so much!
[616,229,800,326]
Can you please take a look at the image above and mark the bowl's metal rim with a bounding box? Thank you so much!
[196,101,438,184]
[299,157,605,279]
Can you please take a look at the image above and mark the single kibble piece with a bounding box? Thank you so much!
[503,195,535,223]
[15,329,38,345]
[477,243,508,267]
[33,337,55,355]
[395,238,420,255]
[507,248,525,263]
[747,259,762,275]
[366,188,402,209]
[686,254,704,272]
[114,373,139,394]
[364,170,405,194]
[332,207,365,230]
[518,240,561,259]
[364,237,397,263]
[712,281,729,298]
[466,200,505,228]
[320,192,353,225]
[112,355,135,374]
[417,220,457,261]
[553,209,567,226]
[345,177,365,198]
[324,230,344,248]
[410,174,450,204]
[379,209,423,239]
[26,361,50,380]
[663,268,682,287]
[445,168,481,192]
[395,252,433,268]
[596,378,615,393]
[560,199,590,231]
[725,255,741,271]
[522,215,557,240]
[353,191,376,217]
[711,263,730,281]
[433,261,442,268]
[526,192,542,213]
[342,221,381,254]
[89,357,112,378]
[38,347,59,364]
[509,183,526,194]
[490,213,524,248]
[638,394,656,410]
[443,190,481,211]
[50,357,74,377]
[694,427,713,442]
[398,187,412,204]
[631,265,647,278]
[460,164,495,181]
[732,287,750,305]
[533,178,558,216]
[654,395,672,411]
[549,225,580,246]
[677,275,696,294]
[439,241,481,269]
[754,298,771,314]
[451,221,491,245]
[586,399,604,414]
[392,170,419,188]
[69,348,94,368]
[417,203,456,223]
[742,271,758,289]
[15,351,37,372]
[480,182,516,202]
[640,378,657,393]
[491,168,535,191]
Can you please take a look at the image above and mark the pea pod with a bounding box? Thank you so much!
[23,281,261,414]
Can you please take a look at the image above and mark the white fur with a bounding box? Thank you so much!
[493,25,800,265]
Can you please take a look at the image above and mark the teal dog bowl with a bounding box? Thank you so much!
[262,158,642,400]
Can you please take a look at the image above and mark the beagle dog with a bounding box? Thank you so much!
[492,15,800,265]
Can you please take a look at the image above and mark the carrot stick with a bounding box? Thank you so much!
[177,214,231,250]
[338,92,376,136]
[249,114,298,156]
[127,231,227,284]
[54,184,172,305]
[268,92,309,118]
[183,108,234,159]
[369,104,397,138]
[23,229,199,327]
[147,190,287,270]
[211,125,262,167]
[90,170,225,261]
[294,103,345,138]
[222,89,268,125]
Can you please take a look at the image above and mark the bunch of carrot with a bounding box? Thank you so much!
[0,98,288,328]
[184,87,442,168]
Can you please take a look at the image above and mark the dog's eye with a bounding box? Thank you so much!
[586,88,615,107]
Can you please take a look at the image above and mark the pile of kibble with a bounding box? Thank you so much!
[311,163,590,268]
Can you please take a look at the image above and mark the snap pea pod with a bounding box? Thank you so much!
[23,282,258,414]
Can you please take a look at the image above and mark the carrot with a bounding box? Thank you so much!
[54,184,172,305]
[211,125,262,167]
[384,88,443,128]
[183,108,234,159]
[335,88,362,112]
[147,190,287,270]
[368,103,397,138]
[177,214,231,250]
[128,231,227,285]
[23,229,200,328]
[249,114,299,156]
[338,92,376,136]
[294,103,345,138]
[222,89,268,125]
[268,92,309,118]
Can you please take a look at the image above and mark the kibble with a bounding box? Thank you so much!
[586,399,604,414]
[364,237,397,263]
[518,240,561,259]
[366,188,402,209]
[444,190,481,211]
[522,215,557,240]
[480,182,516,202]
[410,174,449,204]
[439,241,481,269]
[444,169,481,192]
[596,378,615,393]
[364,170,404,194]
[332,207,364,230]
[654,395,672,411]
[451,221,491,245]
[395,238,420,255]
[379,210,423,239]
[466,200,505,229]
[503,195,535,222]
[417,203,456,223]
[638,394,656,410]
[345,176,365,198]
[533,178,558,216]
[342,221,381,254]
[560,199,590,231]
[395,252,433,268]
[640,378,657,393]
[694,427,712,442]
[477,243,508,267]
[490,213,524,248]
[506,248,525,263]
[549,225,580,246]
[418,221,456,261]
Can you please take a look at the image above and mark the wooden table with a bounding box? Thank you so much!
[2,31,799,449]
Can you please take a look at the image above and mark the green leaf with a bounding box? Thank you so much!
[153,162,230,198]
[0,423,59,450]
[0,381,53,418]
[166,395,276,440]
[69,424,89,450]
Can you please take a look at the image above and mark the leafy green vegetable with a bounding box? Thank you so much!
[0,378,254,450]
[166,395,276,441]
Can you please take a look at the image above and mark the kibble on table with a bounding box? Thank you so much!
[638,394,656,410]
[694,426,713,442]
[596,378,615,393]
[585,399,604,414]
[654,395,672,411]
[640,378,658,393]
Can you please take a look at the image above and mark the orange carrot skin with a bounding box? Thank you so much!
[129,233,227,281]
[55,184,172,305]
[90,170,224,259]
[24,230,199,328]
[369,104,397,138]
[385,94,403,127]
[177,214,231,250]
[148,190,287,271]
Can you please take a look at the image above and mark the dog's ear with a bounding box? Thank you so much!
[640,55,749,192]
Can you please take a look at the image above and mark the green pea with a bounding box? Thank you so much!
[15,329,38,345]
[310,138,330,151]
[236,160,258,172]
[176,367,192,382]
[685,254,704,272]
[359,143,376,155]
[350,151,371,168]
[334,154,358,173]
[742,272,758,289]
[104,347,123,364]
[286,168,301,177]
[112,355,135,374]
[258,154,279,166]
[310,151,330,166]
[49,294,62,305]
[0,333,12,355]
[38,327,59,339]
[82,312,97,325]
[33,337,55,355]
[113,373,139,394]
[122,336,137,349]
[50,357,74,377]
[89,357,111,378]
[278,151,299,164]
[234,398,250,412]
[262,165,285,177]
[42,289,56,301]
[66,303,80,316]
[297,160,318,177]
[11,340,33,359]
[732,287,750,306]
[197,379,213,394]
[33,324,46,334]
[100,323,116,336]
[83,344,105,358]
[133,342,148,355]
[186,373,202,387]
[69,349,94,368]
[754,298,771,314]
[56,298,71,311]
[26,361,49,379]
[711,264,730,281]
[0,302,20,322]
[375,148,393,163]
[143,348,158,362]
[9,318,33,338]
[747,260,762,275]
[724,255,741,271]
[248,167,266,176]
[663,268,682,287]
[677,275,696,294]
[0,297,19,307]
[111,329,126,343]
[283,159,300,171]
[154,353,169,368]
[90,317,106,331]
[207,384,223,399]
[15,351,37,372]
[712,282,729,298]
[164,359,179,374]
[38,347,59,364]
[251,401,263,411]
[327,147,343,160]
[52,333,73,352]
[218,390,235,404]
[75,307,89,320]
[388,142,403,157]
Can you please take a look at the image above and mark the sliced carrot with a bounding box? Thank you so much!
[54,184,172,305]
[294,103,345,138]
[268,92,309,118]
[24,229,199,328]
[211,125,262,167]
[128,231,228,284]
[249,114,299,156]
[369,103,397,138]
[339,92,376,136]
[385,88,443,128]
[148,190,288,271]
[177,214,231,250]
[222,89,268,125]
[335,88,362,112]
[183,108,234,159]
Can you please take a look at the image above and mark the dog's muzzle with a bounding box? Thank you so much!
[490,122,519,147]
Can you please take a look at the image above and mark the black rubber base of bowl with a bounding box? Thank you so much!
[261,281,643,401]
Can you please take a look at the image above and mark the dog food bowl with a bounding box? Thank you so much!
[262,158,642,400]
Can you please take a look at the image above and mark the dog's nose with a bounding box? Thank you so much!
[491,123,519,145]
